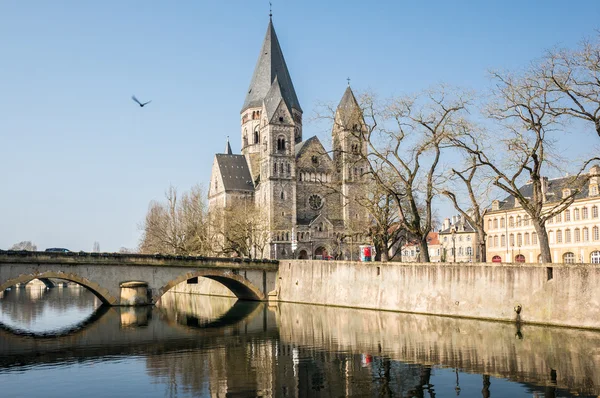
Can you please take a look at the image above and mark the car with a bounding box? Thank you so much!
[45,248,70,253]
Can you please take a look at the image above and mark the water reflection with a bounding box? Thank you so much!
[0,287,598,397]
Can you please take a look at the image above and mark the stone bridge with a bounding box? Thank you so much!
[0,251,279,305]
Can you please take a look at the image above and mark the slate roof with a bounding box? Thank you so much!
[295,136,319,159]
[242,20,302,113]
[492,174,591,212]
[439,218,476,234]
[225,139,232,155]
[336,86,362,128]
[215,154,254,192]
[263,76,288,119]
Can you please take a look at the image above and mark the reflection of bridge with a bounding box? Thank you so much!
[0,251,279,305]
[0,301,275,368]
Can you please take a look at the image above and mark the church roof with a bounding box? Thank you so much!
[263,76,289,119]
[215,154,254,192]
[294,136,319,159]
[242,20,302,113]
[336,86,363,129]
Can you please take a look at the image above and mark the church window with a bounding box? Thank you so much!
[254,129,259,144]
[277,136,286,152]
[287,163,291,174]
[274,163,277,174]
[311,155,319,166]
[309,194,323,210]
[279,116,284,122]
[286,232,289,241]
[280,191,284,200]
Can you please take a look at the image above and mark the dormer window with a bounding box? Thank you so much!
[492,200,500,211]
[562,188,571,198]
[590,184,599,196]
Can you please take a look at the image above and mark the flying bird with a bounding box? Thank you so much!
[131,95,152,107]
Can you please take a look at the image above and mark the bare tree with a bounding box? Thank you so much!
[441,155,491,262]
[540,33,600,138]
[358,87,472,262]
[453,70,598,263]
[9,241,37,251]
[138,185,211,255]
[210,201,270,259]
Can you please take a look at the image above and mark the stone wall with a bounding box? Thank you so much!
[274,260,600,329]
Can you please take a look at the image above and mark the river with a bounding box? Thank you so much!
[0,283,598,397]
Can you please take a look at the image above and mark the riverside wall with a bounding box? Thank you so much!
[273,260,600,330]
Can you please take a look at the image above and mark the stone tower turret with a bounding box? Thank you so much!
[332,86,370,228]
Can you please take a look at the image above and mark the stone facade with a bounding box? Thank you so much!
[438,215,479,262]
[484,165,600,263]
[208,19,370,260]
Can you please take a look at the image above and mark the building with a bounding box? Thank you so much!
[438,215,479,262]
[484,165,600,263]
[208,17,370,260]
[398,232,441,262]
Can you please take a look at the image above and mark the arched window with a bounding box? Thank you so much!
[254,129,259,144]
[583,207,589,219]
[583,227,589,241]
[591,251,600,264]
[493,218,498,229]
[593,226,599,241]
[488,219,492,230]
[509,216,514,227]
[277,136,286,152]
[574,228,581,242]
[565,210,571,222]
[548,230,554,243]
[492,255,502,263]
[515,254,525,263]
[592,206,599,218]
[574,208,580,220]
[556,229,563,243]
[500,217,505,228]
[280,191,284,200]
[563,252,576,264]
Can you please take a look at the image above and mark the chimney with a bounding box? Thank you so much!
[443,218,450,230]
[452,215,458,225]
[541,177,549,202]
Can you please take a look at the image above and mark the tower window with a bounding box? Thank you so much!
[254,130,259,144]
[277,136,286,151]
[279,116,284,122]
[287,163,291,173]
[311,156,319,165]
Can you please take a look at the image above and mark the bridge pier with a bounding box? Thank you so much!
[119,281,150,306]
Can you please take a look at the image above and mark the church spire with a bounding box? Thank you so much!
[336,85,363,129]
[241,19,302,113]
[225,136,232,155]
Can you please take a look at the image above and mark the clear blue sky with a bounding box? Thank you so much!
[1,1,599,252]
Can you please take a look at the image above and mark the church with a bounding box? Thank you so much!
[208,17,371,260]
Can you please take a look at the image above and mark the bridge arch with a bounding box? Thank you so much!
[157,269,265,303]
[0,271,118,305]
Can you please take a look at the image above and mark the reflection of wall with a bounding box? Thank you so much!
[274,301,600,396]
[277,260,600,329]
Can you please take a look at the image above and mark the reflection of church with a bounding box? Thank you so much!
[208,17,370,259]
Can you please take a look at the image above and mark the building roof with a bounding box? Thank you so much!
[493,174,591,212]
[242,20,301,113]
[439,217,476,234]
[403,232,439,247]
[225,138,232,155]
[263,76,289,119]
[335,86,363,129]
[215,154,254,192]
[295,136,319,159]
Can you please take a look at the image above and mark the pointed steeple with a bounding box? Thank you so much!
[242,20,302,113]
[263,76,290,119]
[225,136,232,155]
[336,86,362,129]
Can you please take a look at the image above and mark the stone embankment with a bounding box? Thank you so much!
[179,260,600,330]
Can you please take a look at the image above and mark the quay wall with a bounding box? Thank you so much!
[273,260,600,330]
